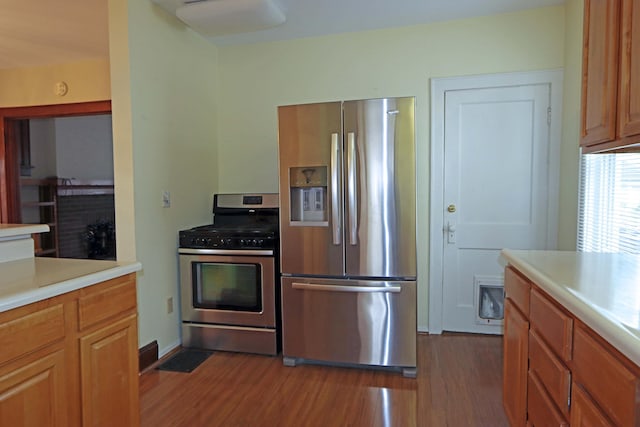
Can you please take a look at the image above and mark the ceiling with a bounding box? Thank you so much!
[0,0,564,70]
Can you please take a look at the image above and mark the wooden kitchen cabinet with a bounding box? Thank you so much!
[526,371,568,427]
[529,289,573,363]
[527,289,572,424]
[80,314,139,426]
[0,348,68,426]
[503,264,640,426]
[0,299,69,426]
[503,267,531,427]
[572,325,640,427]
[581,0,640,152]
[528,330,571,419]
[618,0,640,139]
[570,382,615,427]
[0,273,139,426]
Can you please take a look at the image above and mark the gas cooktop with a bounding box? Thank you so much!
[179,223,278,250]
[179,193,279,251]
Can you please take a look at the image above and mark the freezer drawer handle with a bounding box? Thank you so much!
[331,133,342,245]
[292,282,401,293]
[347,132,358,245]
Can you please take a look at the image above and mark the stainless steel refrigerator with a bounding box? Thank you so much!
[277,97,417,377]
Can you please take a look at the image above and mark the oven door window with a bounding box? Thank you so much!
[193,262,262,312]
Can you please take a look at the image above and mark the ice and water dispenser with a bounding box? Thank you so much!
[289,166,328,225]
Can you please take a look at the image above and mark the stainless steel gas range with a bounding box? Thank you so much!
[178,193,280,355]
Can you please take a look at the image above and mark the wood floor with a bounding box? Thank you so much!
[139,334,509,427]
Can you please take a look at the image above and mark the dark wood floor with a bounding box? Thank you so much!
[139,334,509,427]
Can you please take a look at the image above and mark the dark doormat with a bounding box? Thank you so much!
[156,349,213,373]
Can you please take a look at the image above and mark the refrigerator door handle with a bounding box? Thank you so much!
[292,282,402,293]
[331,133,342,245]
[347,132,358,245]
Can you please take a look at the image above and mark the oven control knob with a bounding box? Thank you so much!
[257,239,264,247]
[251,239,258,246]
[240,239,246,246]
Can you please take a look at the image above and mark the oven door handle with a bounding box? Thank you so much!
[179,248,274,256]
[292,282,401,293]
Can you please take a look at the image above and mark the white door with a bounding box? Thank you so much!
[440,83,554,334]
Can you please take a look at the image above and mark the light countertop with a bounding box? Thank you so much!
[501,249,640,366]
[0,257,142,313]
[0,223,49,239]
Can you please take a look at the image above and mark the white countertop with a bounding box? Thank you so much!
[501,249,640,366]
[0,223,49,239]
[0,257,142,313]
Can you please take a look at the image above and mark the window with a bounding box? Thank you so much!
[577,153,640,254]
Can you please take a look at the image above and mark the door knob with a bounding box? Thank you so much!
[447,204,456,213]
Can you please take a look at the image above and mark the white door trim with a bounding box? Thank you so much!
[428,70,563,334]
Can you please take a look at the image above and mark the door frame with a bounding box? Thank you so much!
[0,100,111,223]
[428,70,563,334]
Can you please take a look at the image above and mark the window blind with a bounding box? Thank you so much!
[577,152,640,254]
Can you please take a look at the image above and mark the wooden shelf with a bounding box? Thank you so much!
[20,178,58,257]
[21,201,55,207]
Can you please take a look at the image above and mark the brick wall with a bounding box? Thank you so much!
[57,194,115,259]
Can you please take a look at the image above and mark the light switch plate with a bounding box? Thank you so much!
[162,190,170,208]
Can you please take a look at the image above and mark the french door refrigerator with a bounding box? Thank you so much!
[277,97,417,377]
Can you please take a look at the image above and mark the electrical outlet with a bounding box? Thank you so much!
[166,297,173,314]
[162,190,171,208]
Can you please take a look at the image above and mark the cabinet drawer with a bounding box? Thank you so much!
[529,329,570,417]
[0,303,65,365]
[504,266,530,317]
[529,288,572,362]
[527,371,568,427]
[573,326,640,427]
[78,274,137,331]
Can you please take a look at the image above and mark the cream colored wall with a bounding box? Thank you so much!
[3,1,581,348]
[110,0,220,353]
[216,6,567,331]
[0,59,110,108]
[558,0,584,251]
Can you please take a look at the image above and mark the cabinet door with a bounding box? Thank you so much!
[580,0,620,147]
[572,326,639,427]
[570,383,615,427]
[618,0,640,137]
[0,349,67,426]
[503,299,529,427]
[80,314,139,427]
[527,372,568,426]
